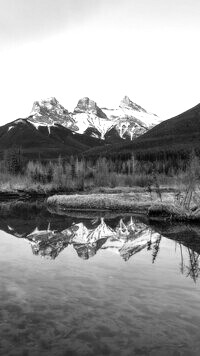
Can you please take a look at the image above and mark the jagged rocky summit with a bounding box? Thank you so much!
[29,97,77,131]
[27,96,161,141]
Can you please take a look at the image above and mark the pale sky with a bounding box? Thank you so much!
[0,0,200,124]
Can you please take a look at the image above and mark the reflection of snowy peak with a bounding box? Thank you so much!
[25,96,161,142]
[27,228,70,259]
[12,217,161,261]
[70,218,115,244]
[101,219,160,261]
[119,231,159,261]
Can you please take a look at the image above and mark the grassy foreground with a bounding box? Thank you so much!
[47,183,200,221]
[47,189,175,213]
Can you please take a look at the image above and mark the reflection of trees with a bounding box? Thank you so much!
[152,234,162,264]
[179,244,185,275]
[179,244,200,283]
[186,249,200,283]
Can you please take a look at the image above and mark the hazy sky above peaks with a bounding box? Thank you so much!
[0,0,200,123]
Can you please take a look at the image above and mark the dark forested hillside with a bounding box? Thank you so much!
[0,119,104,160]
[84,103,200,164]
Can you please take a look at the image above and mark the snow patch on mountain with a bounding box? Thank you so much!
[8,126,14,132]
[24,95,162,141]
[103,96,160,127]
[73,112,114,139]
[30,120,59,134]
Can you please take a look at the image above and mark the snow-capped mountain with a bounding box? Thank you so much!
[73,97,114,140]
[27,96,161,141]
[28,97,77,131]
[102,96,160,140]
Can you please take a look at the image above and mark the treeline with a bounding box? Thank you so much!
[84,142,199,174]
[0,146,199,192]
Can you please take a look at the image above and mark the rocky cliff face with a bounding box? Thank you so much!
[74,97,107,118]
[28,97,78,131]
[72,97,113,139]
[26,96,162,141]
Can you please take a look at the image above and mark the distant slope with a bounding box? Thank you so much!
[132,103,200,151]
[0,119,104,160]
[84,103,200,159]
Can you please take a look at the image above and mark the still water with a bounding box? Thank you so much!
[1,201,200,356]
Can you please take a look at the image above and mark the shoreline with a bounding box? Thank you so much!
[47,190,200,222]
[1,186,200,222]
[46,191,168,215]
[0,185,177,199]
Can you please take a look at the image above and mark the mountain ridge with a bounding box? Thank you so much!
[27,95,161,142]
[0,96,162,159]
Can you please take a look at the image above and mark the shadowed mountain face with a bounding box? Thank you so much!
[74,97,107,119]
[1,201,200,282]
[129,103,200,151]
[0,118,104,159]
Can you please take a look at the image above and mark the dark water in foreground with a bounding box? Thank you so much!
[1,202,200,355]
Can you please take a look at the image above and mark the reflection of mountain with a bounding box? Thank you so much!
[101,218,160,261]
[70,219,114,260]
[2,215,161,262]
[28,228,71,259]
[2,208,200,281]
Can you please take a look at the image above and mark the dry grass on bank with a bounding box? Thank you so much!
[47,193,149,212]
[0,169,194,195]
[47,190,177,213]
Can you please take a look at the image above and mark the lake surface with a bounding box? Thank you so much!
[1,201,200,355]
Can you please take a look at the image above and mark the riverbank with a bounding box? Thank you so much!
[47,187,200,221]
[0,186,199,222]
[47,190,174,214]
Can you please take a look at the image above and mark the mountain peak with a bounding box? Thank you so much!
[19,95,161,144]
[74,97,95,112]
[31,97,61,114]
[28,97,77,131]
[120,96,147,113]
[120,96,132,107]
[42,97,58,104]
[74,97,107,119]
